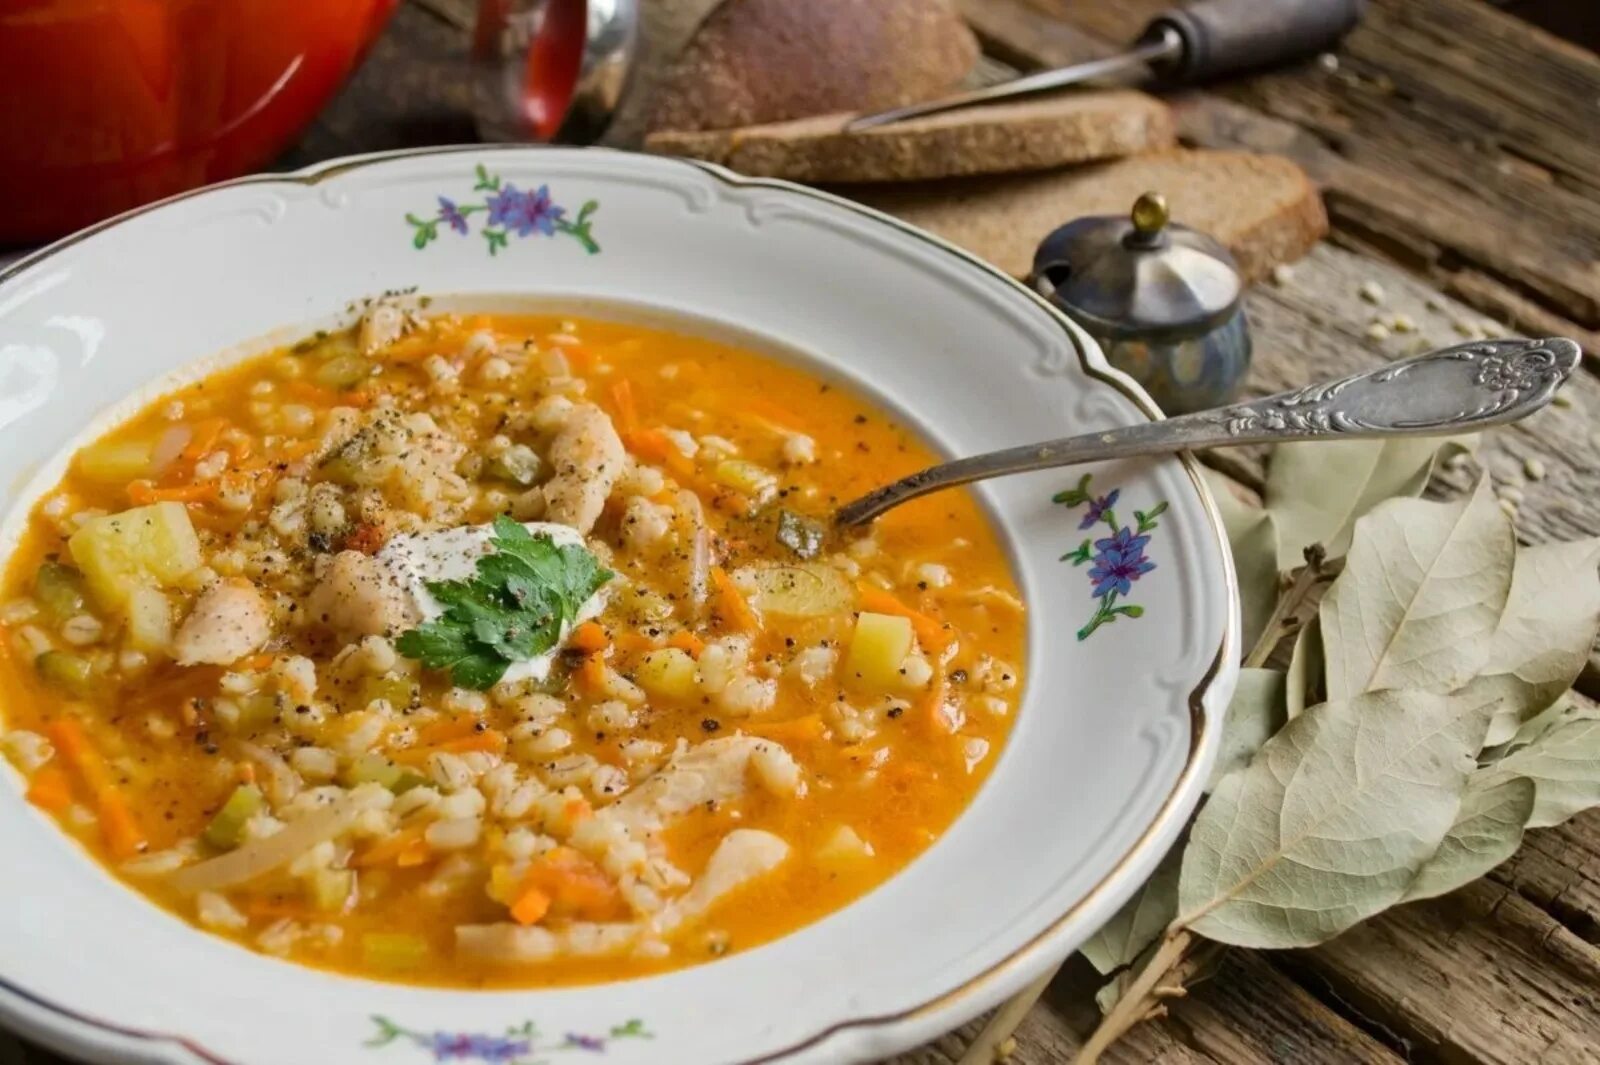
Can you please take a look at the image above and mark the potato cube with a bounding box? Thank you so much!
[636,647,698,701]
[68,502,202,609]
[845,612,913,690]
[73,435,158,483]
[124,587,174,654]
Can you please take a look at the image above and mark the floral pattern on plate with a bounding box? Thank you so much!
[406,165,600,256]
[1056,473,1167,640]
[366,1015,650,1063]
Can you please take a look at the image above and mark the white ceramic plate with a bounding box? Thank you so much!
[0,147,1236,1065]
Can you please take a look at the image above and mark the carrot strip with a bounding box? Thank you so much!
[609,379,639,435]
[395,837,433,868]
[746,714,826,745]
[239,653,275,672]
[509,885,552,926]
[574,654,608,696]
[623,428,696,481]
[128,479,219,506]
[47,720,146,858]
[857,583,953,654]
[741,396,803,431]
[710,566,760,634]
[921,675,955,734]
[245,899,318,921]
[354,827,425,868]
[393,727,507,763]
[612,632,659,654]
[568,621,610,655]
[179,418,228,463]
[25,766,75,813]
[667,630,706,658]
[415,715,485,747]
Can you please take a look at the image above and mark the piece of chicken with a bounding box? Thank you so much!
[304,550,415,642]
[539,403,625,534]
[655,829,790,933]
[603,736,802,838]
[174,580,273,666]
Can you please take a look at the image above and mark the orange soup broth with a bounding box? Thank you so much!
[0,311,1026,987]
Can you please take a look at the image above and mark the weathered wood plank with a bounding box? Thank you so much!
[961,0,1600,352]
[1285,879,1600,1064]
[1496,811,1600,947]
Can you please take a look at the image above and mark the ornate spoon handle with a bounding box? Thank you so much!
[835,337,1581,527]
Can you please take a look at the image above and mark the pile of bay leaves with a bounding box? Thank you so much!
[1070,435,1600,1062]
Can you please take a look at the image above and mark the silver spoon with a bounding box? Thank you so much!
[834,337,1581,527]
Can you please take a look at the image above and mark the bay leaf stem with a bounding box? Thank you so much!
[1074,930,1194,1065]
[1244,544,1327,668]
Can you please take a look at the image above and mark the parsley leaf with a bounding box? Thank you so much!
[395,519,613,690]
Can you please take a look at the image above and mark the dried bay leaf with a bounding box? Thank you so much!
[1080,848,1181,977]
[1206,668,1286,792]
[1284,619,1323,720]
[1203,469,1280,653]
[1490,707,1600,828]
[1176,689,1481,948]
[1320,479,1514,701]
[1402,773,1535,902]
[1471,537,1600,746]
[1265,437,1445,570]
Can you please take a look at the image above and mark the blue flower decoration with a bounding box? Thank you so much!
[437,197,470,235]
[1078,489,1120,530]
[487,183,566,237]
[565,1033,607,1051]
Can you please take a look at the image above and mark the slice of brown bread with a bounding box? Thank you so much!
[647,0,979,134]
[644,91,1175,183]
[853,150,1328,282]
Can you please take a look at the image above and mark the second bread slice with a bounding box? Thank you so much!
[644,91,1175,184]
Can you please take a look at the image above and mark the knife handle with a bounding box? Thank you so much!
[1143,0,1365,83]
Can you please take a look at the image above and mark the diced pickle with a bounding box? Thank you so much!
[35,651,93,695]
[485,444,543,486]
[33,562,88,623]
[362,932,428,970]
[202,784,264,850]
[358,675,420,712]
[341,753,426,794]
[314,354,374,390]
[736,563,850,618]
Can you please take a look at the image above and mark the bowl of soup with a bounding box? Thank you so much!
[0,148,1236,1065]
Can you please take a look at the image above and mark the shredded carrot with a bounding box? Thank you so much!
[612,632,659,654]
[355,828,425,868]
[920,676,955,734]
[344,522,388,555]
[237,762,258,786]
[239,653,276,672]
[435,730,508,757]
[179,418,228,463]
[415,715,485,747]
[563,796,594,825]
[710,566,760,634]
[623,428,696,481]
[47,719,146,859]
[25,766,75,813]
[742,396,803,431]
[609,379,639,435]
[568,621,610,655]
[509,885,552,926]
[520,847,621,920]
[395,837,433,868]
[667,630,706,658]
[747,714,826,745]
[574,654,608,696]
[393,726,507,763]
[857,583,953,654]
[127,479,219,506]
[228,437,253,464]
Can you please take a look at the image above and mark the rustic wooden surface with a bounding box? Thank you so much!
[8,1,1600,1063]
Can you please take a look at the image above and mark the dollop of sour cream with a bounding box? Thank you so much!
[375,521,604,684]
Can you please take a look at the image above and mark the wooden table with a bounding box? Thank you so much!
[8,1,1600,1062]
